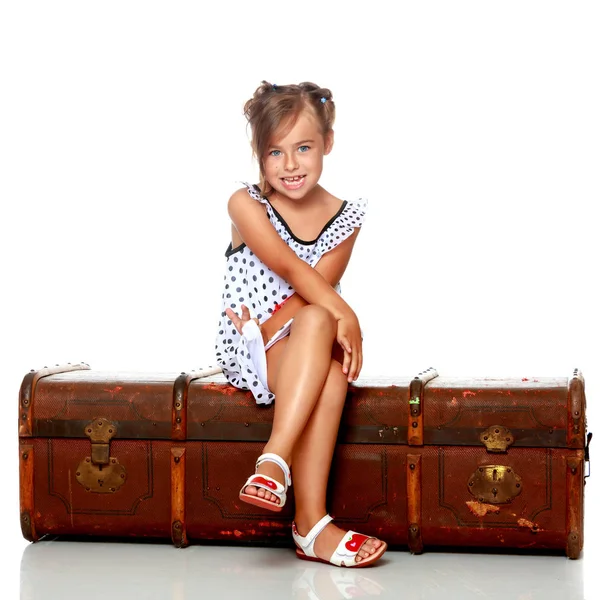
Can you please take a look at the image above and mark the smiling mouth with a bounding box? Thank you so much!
[280,175,307,190]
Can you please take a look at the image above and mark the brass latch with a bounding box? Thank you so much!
[468,465,522,504]
[480,425,514,453]
[76,418,126,493]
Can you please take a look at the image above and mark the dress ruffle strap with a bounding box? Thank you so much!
[241,182,268,205]
[309,199,368,267]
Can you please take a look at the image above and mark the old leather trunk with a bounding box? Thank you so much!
[18,364,589,557]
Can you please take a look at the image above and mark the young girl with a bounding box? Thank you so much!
[215,81,387,568]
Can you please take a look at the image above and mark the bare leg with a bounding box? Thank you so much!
[242,305,337,505]
[291,354,384,564]
[242,305,386,563]
[247,321,385,563]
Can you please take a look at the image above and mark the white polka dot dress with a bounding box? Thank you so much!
[214,183,367,405]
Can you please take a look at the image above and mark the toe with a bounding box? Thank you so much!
[366,538,381,552]
[258,491,274,504]
[356,538,381,560]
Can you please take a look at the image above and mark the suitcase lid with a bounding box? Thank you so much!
[20,364,196,441]
[20,365,586,451]
[420,373,578,450]
[187,367,586,450]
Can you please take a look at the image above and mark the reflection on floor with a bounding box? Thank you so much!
[20,539,590,600]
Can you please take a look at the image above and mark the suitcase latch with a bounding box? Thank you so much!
[585,431,593,479]
[480,425,514,453]
[468,465,523,504]
[76,418,126,493]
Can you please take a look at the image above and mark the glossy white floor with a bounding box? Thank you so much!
[9,473,599,600]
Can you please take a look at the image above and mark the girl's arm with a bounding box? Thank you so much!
[260,228,360,342]
[228,189,363,380]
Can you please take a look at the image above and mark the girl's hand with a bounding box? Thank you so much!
[225,305,265,343]
[225,304,255,335]
[336,311,363,383]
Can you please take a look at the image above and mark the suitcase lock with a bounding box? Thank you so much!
[468,465,523,504]
[76,418,127,493]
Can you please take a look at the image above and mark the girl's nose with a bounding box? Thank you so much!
[284,153,299,171]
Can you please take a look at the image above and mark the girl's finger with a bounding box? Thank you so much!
[353,352,362,382]
[343,350,352,377]
[338,336,351,375]
[344,336,354,379]
[349,350,359,382]
[350,340,363,382]
[338,330,351,354]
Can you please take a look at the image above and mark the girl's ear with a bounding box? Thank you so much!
[324,130,335,155]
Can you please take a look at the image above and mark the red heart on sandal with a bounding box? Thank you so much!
[345,533,369,552]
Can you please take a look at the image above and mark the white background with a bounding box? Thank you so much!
[1,1,598,597]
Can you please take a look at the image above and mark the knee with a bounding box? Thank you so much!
[292,305,336,337]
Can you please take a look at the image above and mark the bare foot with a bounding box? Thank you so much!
[295,520,385,565]
[243,460,288,506]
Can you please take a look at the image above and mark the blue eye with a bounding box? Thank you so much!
[269,150,281,157]
[298,145,309,152]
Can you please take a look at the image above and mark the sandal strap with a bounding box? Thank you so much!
[328,530,372,567]
[292,514,333,557]
[256,452,292,487]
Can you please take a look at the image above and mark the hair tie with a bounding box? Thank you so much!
[320,97,327,104]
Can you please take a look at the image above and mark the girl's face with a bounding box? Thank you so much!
[263,109,333,201]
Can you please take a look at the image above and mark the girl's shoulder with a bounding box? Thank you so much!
[227,183,269,221]
[233,181,267,205]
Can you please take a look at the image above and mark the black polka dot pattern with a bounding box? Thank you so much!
[214,182,367,406]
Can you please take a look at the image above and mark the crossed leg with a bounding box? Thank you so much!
[242,304,384,564]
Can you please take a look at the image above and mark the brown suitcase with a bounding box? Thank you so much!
[18,363,591,557]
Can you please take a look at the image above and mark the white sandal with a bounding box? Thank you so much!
[292,515,387,568]
[239,453,291,512]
